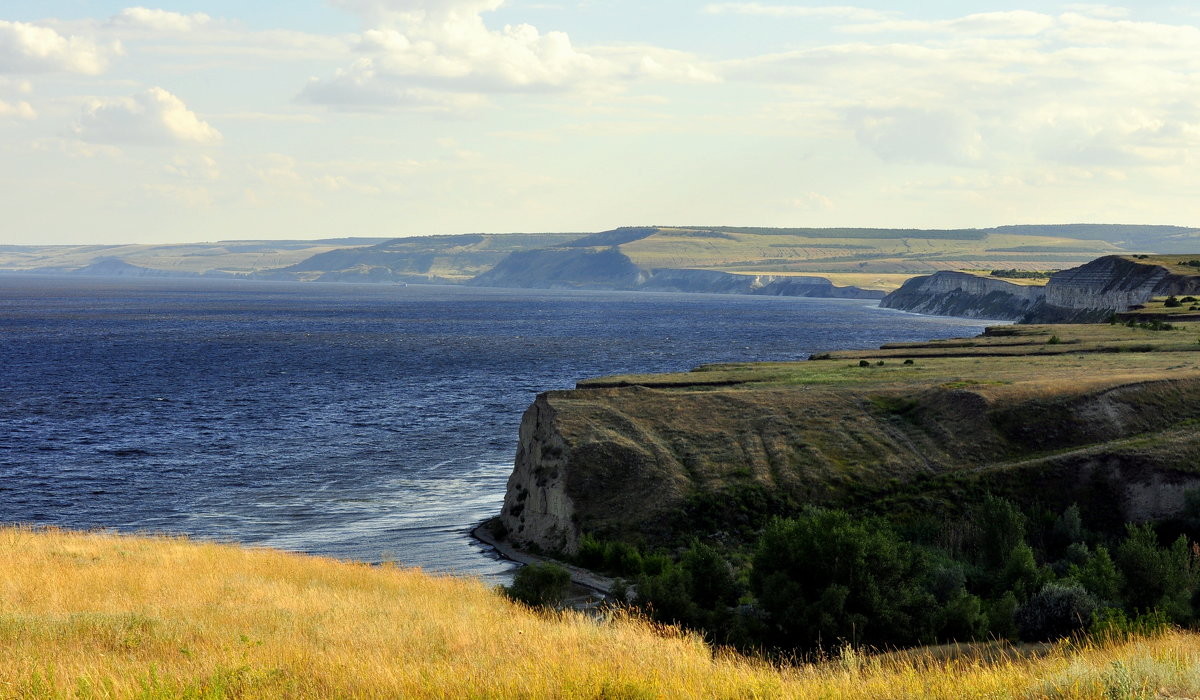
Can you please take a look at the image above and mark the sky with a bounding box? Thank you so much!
[2,1,1200,244]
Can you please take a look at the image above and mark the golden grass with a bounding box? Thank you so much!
[5,528,1200,699]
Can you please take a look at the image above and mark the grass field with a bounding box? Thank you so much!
[614,227,1124,286]
[4,525,1200,699]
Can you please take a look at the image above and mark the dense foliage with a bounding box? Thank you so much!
[504,562,571,607]
[575,494,1200,654]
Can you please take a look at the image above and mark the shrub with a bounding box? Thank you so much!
[1089,607,1170,641]
[1047,335,1062,345]
[1014,583,1099,641]
[1115,524,1198,623]
[603,541,644,577]
[576,533,606,570]
[504,562,571,607]
[751,510,936,649]
[1165,296,1182,308]
[858,360,871,368]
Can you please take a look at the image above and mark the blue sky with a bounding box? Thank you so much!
[2,1,1200,244]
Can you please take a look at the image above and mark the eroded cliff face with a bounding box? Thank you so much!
[881,256,1200,322]
[880,271,1043,320]
[470,244,883,298]
[498,396,577,554]
[497,367,1200,551]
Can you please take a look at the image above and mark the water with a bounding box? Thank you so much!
[0,276,994,582]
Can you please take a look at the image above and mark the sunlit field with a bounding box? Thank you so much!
[3,526,1200,698]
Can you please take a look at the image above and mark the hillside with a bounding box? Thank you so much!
[882,255,1200,322]
[470,225,1149,293]
[4,224,1197,293]
[0,233,585,283]
[5,525,1200,698]
[498,320,1200,554]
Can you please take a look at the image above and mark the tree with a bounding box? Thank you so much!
[1014,583,1098,641]
[504,562,571,607]
[1115,524,1198,622]
[750,509,935,649]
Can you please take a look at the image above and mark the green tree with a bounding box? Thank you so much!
[750,509,935,649]
[680,540,738,610]
[974,495,1027,571]
[1069,545,1124,606]
[1115,524,1198,622]
[504,562,571,607]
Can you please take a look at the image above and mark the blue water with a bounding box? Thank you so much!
[0,276,993,581]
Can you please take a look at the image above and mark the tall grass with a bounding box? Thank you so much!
[3,525,1200,698]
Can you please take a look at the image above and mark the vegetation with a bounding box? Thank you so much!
[572,494,1200,657]
[504,561,571,607]
[11,526,1200,698]
[991,268,1052,279]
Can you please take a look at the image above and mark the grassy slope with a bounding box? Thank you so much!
[552,322,1200,541]
[2,226,1178,290]
[5,526,1200,699]
[0,241,387,276]
[613,228,1124,288]
[0,234,585,281]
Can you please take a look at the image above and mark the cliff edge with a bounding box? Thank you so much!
[497,323,1200,554]
[880,255,1200,322]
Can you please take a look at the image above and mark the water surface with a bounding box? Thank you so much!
[0,276,993,581]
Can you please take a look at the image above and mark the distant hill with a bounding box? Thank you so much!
[3,224,1198,294]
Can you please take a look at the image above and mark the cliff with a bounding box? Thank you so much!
[880,256,1200,322]
[471,245,883,298]
[880,271,1043,320]
[497,323,1200,553]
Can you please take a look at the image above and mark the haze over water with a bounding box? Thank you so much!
[0,277,994,582]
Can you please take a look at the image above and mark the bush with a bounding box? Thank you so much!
[1089,607,1171,641]
[751,510,935,649]
[1014,583,1099,641]
[603,541,644,577]
[1165,296,1182,308]
[504,562,571,607]
[576,533,606,570]
[1115,524,1198,623]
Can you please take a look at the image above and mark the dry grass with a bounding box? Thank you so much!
[4,526,1200,699]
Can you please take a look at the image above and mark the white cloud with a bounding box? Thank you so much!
[75,87,221,145]
[0,20,120,74]
[844,11,1056,36]
[703,4,891,22]
[305,0,715,109]
[1063,4,1131,19]
[143,183,213,207]
[847,107,983,164]
[0,76,35,120]
[719,9,1200,172]
[0,98,35,120]
[108,7,213,33]
[165,154,221,180]
[786,192,835,211]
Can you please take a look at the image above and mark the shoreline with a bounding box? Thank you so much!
[469,520,617,601]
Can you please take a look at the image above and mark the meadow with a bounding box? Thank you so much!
[4,525,1200,699]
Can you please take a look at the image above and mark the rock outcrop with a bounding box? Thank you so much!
[472,245,883,299]
[881,256,1200,322]
[881,271,1043,320]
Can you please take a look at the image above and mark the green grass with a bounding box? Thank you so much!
[557,322,1200,544]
